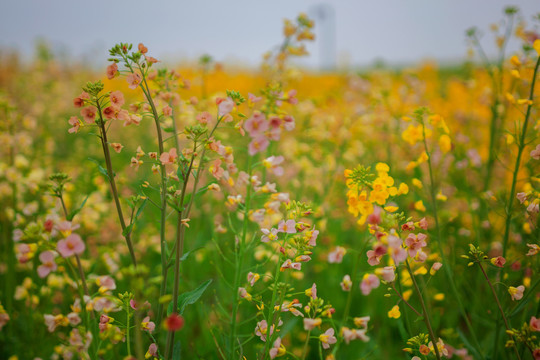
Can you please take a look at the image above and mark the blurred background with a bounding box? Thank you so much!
[0,0,539,70]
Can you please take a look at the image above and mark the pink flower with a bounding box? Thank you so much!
[248,135,270,156]
[328,246,346,264]
[340,274,352,291]
[366,206,382,225]
[277,219,296,234]
[528,316,540,332]
[106,63,118,79]
[196,111,213,124]
[37,251,57,278]
[247,272,260,286]
[303,318,322,330]
[57,234,85,257]
[391,247,408,265]
[305,283,317,299]
[508,285,525,301]
[280,259,301,271]
[67,312,81,326]
[109,91,124,108]
[360,274,380,295]
[163,105,172,116]
[517,192,528,204]
[342,327,370,344]
[248,92,263,104]
[255,320,280,342]
[530,144,540,160]
[146,343,158,358]
[307,229,319,246]
[405,233,427,258]
[96,276,116,293]
[319,328,337,349]
[141,316,155,333]
[283,115,295,131]
[216,97,234,116]
[80,106,97,124]
[126,72,142,89]
[68,116,80,134]
[490,256,506,268]
[527,243,540,256]
[269,337,285,359]
[244,112,269,137]
[366,250,382,266]
[285,89,298,104]
[160,148,178,165]
[263,156,284,176]
[430,262,443,275]
[110,143,123,153]
[73,91,90,108]
[418,217,428,230]
[261,228,278,242]
[380,266,395,282]
[238,287,252,301]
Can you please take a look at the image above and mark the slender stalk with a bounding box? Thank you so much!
[341,252,360,323]
[501,56,540,257]
[420,118,484,358]
[405,260,441,360]
[477,262,521,359]
[231,155,253,357]
[95,101,137,267]
[301,330,312,360]
[391,283,422,317]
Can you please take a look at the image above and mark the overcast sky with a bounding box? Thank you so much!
[0,0,539,69]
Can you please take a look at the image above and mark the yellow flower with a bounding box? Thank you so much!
[412,178,423,189]
[438,134,451,154]
[436,192,447,202]
[534,39,540,56]
[402,124,424,145]
[415,200,426,212]
[398,183,409,195]
[375,162,390,173]
[388,305,401,319]
[434,293,445,301]
[510,55,521,67]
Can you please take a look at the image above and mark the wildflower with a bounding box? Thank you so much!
[430,262,443,275]
[341,327,370,344]
[145,343,158,359]
[57,234,85,257]
[106,63,118,79]
[405,233,427,258]
[67,312,81,326]
[37,251,57,278]
[80,107,97,124]
[261,228,278,242]
[196,111,212,124]
[530,316,540,332]
[340,274,352,291]
[387,305,401,319]
[255,319,281,342]
[141,316,155,333]
[68,116,81,133]
[319,328,337,349]
[414,200,426,212]
[428,338,449,357]
[360,274,380,295]
[0,304,10,331]
[164,314,184,331]
[238,287,252,301]
[248,136,270,156]
[280,259,301,271]
[353,316,370,329]
[216,97,234,116]
[110,143,123,153]
[44,314,69,332]
[96,276,116,293]
[303,318,322,330]
[508,285,525,301]
[380,266,395,282]
[99,314,113,332]
[305,283,317,299]
[263,156,285,176]
[328,246,346,263]
[73,91,90,108]
[163,105,172,116]
[248,92,263,105]
[526,244,539,256]
[418,217,428,230]
[244,112,269,137]
[160,148,177,165]
[269,337,286,359]
[277,219,296,234]
[517,192,528,204]
[126,72,142,89]
[490,256,506,268]
[247,272,260,286]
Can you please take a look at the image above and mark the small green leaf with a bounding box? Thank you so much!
[167,279,212,316]
[67,195,89,221]
[172,341,181,360]
[88,158,110,180]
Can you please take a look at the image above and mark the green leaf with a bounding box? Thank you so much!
[167,279,212,316]
[67,195,89,221]
[180,247,203,262]
[88,158,110,180]
[172,341,181,360]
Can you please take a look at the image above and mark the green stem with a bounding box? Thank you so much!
[405,260,441,360]
[421,119,484,358]
[477,262,521,359]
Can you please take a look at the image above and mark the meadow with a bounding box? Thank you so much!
[0,9,539,360]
